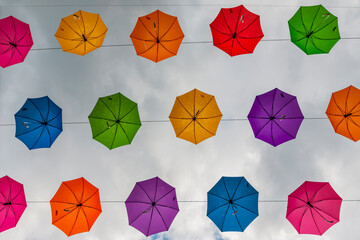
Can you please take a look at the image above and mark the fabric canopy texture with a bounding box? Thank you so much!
[55,10,108,55]
[125,177,179,236]
[130,10,184,62]
[288,5,340,55]
[0,16,33,68]
[286,181,342,235]
[210,5,264,56]
[326,85,360,141]
[169,89,222,144]
[50,177,102,236]
[207,177,258,232]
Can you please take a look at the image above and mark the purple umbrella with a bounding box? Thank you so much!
[247,88,304,146]
[125,177,179,237]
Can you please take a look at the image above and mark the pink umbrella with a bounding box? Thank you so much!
[0,16,33,68]
[286,181,342,235]
[0,176,27,232]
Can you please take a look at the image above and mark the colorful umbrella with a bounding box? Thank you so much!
[286,181,342,235]
[55,10,108,55]
[288,5,340,55]
[207,177,258,232]
[210,5,264,56]
[15,96,62,150]
[88,92,141,149]
[130,10,185,62]
[326,85,360,141]
[0,176,27,233]
[50,177,102,236]
[169,89,222,144]
[125,177,179,236]
[0,16,33,68]
[247,88,304,146]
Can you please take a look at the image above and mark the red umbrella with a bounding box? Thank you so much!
[286,181,342,235]
[210,5,264,56]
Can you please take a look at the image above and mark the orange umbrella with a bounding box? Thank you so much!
[169,89,222,144]
[326,85,360,141]
[130,10,184,62]
[55,10,108,55]
[50,177,102,236]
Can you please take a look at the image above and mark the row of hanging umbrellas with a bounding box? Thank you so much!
[12,85,360,150]
[0,4,341,68]
[0,175,342,236]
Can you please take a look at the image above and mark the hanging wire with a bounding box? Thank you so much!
[0,117,328,127]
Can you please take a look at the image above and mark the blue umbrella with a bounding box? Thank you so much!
[15,96,62,150]
[207,177,258,232]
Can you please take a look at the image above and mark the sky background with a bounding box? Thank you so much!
[1,0,360,239]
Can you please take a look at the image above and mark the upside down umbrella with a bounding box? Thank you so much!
[247,88,304,146]
[0,176,27,233]
[169,89,222,144]
[286,181,342,235]
[50,177,102,236]
[125,177,179,237]
[88,92,141,149]
[326,85,360,141]
[130,10,185,62]
[210,5,264,56]
[207,177,258,232]
[288,5,340,55]
[0,16,33,68]
[15,96,63,150]
[55,10,108,55]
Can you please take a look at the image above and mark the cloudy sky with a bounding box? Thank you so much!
[1,0,360,239]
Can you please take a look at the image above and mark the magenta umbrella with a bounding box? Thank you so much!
[0,176,27,232]
[0,16,33,68]
[125,177,179,236]
[286,181,342,235]
[247,88,304,146]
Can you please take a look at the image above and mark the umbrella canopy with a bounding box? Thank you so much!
[288,5,340,55]
[55,10,108,55]
[130,10,184,62]
[169,89,222,144]
[0,176,27,233]
[210,5,264,56]
[88,92,141,149]
[326,85,360,141]
[14,96,63,150]
[247,88,304,147]
[125,177,179,237]
[207,177,258,232]
[0,16,33,68]
[286,181,342,235]
[50,177,102,236]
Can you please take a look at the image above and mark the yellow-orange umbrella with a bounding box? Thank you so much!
[130,10,184,62]
[169,89,222,144]
[55,10,108,55]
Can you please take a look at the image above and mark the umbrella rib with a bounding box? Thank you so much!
[233,202,258,215]
[348,116,360,128]
[156,204,179,211]
[309,183,328,202]
[69,207,81,236]
[11,185,25,203]
[92,124,114,139]
[238,15,260,35]
[273,121,295,138]
[4,47,15,67]
[273,97,296,117]
[146,207,155,236]
[207,203,229,216]
[345,86,351,114]
[254,119,271,137]
[63,182,80,203]
[233,192,258,201]
[118,123,131,144]
[232,205,244,231]
[334,117,345,132]
[159,42,176,56]
[28,99,45,121]
[0,26,13,42]
[126,200,151,204]
[119,103,136,121]
[345,118,356,141]
[119,121,141,126]
[313,206,338,221]
[308,37,327,53]
[14,25,30,45]
[154,206,169,230]
[15,125,42,137]
[234,37,251,53]
[50,200,77,205]
[308,5,321,34]
[331,94,346,115]
[137,42,157,55]
[289,195,307,204]
[221,9,234,36]
[11,16,17,47]
[309,208,322,235]
[288,23,307,38]
[160,35,184,42]
[87,29,108,42]
[298,206,309,233]
[99,98,117,119]
[208,192,229,201]
[110,124,119,149]
[154,177,159,202]
[220,204,230,231]
[86,14,100,38]
[196,96,215,118]
[255,97,271,117]
[300,7,309,35]
[14,45,25,62]
[159,17,177,40]
[286,204,307,217]
[195,120,216,136]
[128,206,152,225]
[29,126,46,149]
[313,17,337,34]
[82,205,102,212]
[82,189,99,205]
[47,108,62,123]
[52,207,77,224]
[0,207,9,229]
[59,19,81,37]
[175,97,193,118]
[138,18,157,41]
[221,178,231,199]
[210,27,233,45]
[80,207,91,232]
[137,183,153,202]
[156,189,175,203]
[45,126,53,146]
[197,115,223,120]
[230,177,244,200]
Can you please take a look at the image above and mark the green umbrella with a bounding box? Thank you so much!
[88,93,141,149]
[288,5,340,55]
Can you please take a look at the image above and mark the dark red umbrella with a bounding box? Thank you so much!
[210,5,264,56]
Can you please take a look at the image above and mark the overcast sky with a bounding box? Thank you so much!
[1,0,360,239]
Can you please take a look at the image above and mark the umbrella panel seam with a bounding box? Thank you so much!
[154,206,169,230]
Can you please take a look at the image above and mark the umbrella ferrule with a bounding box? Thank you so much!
[306,202,313,208]
[156,37,160,43]
[344,113,352,118]
[9,42,17,47]
[77,203,82,207]
[82,34,87,42]
[306,31,314,38]
[232,33,237,39]
[3,202,11,205]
